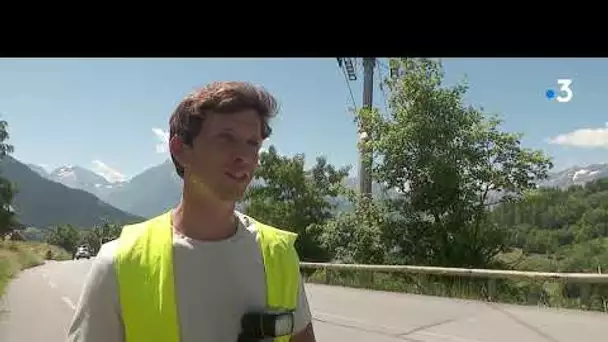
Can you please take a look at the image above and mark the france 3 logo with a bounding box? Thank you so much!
[545,79,573,103]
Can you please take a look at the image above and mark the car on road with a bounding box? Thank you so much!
[74,245,91,260]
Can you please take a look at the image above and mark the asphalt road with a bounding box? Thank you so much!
[1,260,607,342]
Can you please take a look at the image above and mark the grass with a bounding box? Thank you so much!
[302,267,608,313]
[0,240,70,295]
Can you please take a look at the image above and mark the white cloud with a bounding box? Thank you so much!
[152,128,169,154]
[91,160,126,183]
[548,123,608,148]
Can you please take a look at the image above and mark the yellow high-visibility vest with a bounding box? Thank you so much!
[114,211,300,342]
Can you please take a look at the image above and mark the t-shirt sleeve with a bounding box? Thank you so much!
[67,241,124,342]
[292,271,313,334]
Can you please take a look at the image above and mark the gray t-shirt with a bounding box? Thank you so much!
[67,212,312,342]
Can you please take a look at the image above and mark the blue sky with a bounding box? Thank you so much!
[0,58,606,182]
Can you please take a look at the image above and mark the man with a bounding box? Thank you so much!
[67,81,317,342]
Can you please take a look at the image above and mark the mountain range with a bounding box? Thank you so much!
[27,160,182,219]
[5,155,608,230]
[1,156,142,229]
[22,159,390,221]
[28,164,125,201]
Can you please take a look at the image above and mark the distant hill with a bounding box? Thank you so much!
[100,160,399,218]
[23,158,424,218]
[31,164,126,201]
[1,156,143,229]
[27,164,49,178]
[104,160,183,218]
[30,157,608,220]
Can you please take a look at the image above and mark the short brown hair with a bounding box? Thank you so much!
[169,81,278,177]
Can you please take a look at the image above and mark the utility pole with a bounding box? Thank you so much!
[359,57,375,198]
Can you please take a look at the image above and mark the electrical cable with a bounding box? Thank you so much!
[336,58,358,111]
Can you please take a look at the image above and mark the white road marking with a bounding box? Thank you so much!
[48,281,57,289]
[313,310,487,342]
[62,296,76,310]
[414,331,487,342]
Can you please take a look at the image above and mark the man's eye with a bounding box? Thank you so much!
[218,133,235,142]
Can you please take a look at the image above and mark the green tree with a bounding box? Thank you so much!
[243,146,350,261]
[312,190,388,264]
[81,220,123,253]
[492,177,608,257]
[0,119,17,235]
[0,178,17,235]
[46,224,80,254]
[354,58,553,267]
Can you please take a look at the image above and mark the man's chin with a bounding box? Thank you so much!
[215,187,247,202]
[187,176,247,202]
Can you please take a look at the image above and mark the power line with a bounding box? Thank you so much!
[336,58,358,110]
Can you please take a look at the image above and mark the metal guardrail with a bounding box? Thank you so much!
[300,262,608,308]
[299,262,608,283]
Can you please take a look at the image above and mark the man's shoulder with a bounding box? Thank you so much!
[112,213,172,249]
[235,211,296,237]
[121,212,170,233]
[78,239,120,294]
[235,212,299,256]
[95,239,121,268]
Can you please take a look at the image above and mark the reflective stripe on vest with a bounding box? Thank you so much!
[114,211,300,342]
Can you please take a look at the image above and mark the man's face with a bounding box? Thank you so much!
[179,109,262,201]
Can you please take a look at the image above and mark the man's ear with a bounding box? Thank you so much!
[169,135,189,168]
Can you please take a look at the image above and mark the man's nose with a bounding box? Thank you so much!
[232,144,257,165]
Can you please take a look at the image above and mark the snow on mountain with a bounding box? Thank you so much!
[45,165,125,201]
[539,164,608,189]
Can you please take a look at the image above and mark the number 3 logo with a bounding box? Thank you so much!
[556,79,573,103]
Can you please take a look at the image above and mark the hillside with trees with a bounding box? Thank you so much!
[491,179,608,273]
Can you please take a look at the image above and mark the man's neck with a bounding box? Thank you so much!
[172,191,237,242]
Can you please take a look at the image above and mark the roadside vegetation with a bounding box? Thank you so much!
[0,222,122,296]
[0,241,71,294]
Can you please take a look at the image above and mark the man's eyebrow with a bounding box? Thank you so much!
[217,127,262,140]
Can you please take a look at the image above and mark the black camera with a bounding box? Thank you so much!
[238,310,295,341]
